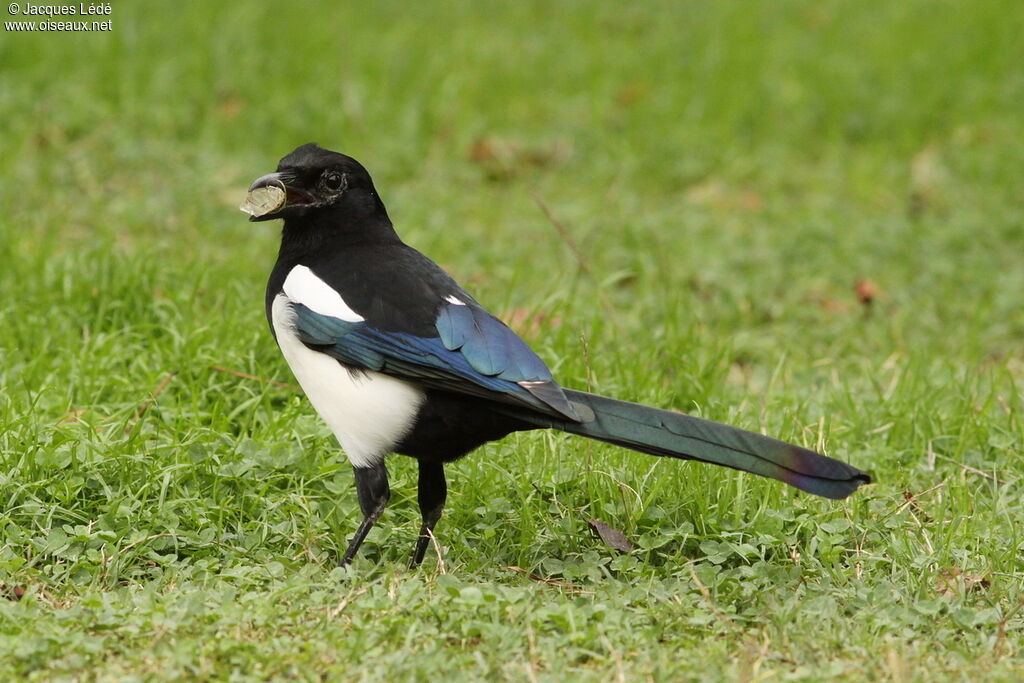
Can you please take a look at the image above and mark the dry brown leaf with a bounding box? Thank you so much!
[934,567,990,597]
[587,519,633,553]
[900,489,933,522]
[466,137,568,181]
[217,94,244,120]
[854,278,880,306]
[467,137,501,166]
[502,308,562,338]
[685,179,762,211]
[62,407,87,424]
[0,584,25,601]
[820,298,852,314]
[614,81,653,106]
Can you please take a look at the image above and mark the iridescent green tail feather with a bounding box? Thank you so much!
[519,389,870,500]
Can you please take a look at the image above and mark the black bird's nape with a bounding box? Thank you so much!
[244,144,871,569]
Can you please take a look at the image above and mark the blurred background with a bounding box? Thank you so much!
[3,1,1021,347]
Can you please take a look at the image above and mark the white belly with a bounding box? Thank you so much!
[271,294,425,467]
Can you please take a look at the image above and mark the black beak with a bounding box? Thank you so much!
[248,173,287,193]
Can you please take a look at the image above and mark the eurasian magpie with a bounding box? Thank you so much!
[241,143,870,567]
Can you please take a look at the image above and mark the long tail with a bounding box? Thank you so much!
[514,389,870,500]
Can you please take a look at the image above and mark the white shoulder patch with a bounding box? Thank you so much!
[444,294,467,306]
[283,265,365,323]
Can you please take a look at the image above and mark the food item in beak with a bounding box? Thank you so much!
[240,185,287,217]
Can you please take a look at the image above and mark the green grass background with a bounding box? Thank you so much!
[1,0,1022,679]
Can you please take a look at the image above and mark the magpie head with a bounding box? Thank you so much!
[241,143,383,223]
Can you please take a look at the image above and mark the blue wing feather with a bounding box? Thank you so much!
[288,300,580,420]
[436,303,551,382]
[442,305,508,376]
[436,303,473,350]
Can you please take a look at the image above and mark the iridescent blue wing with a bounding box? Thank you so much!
[289,300,581,421]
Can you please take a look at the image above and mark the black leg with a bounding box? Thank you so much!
[340,463,390,566]
[410,461,447,568]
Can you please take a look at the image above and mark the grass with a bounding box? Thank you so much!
[1,0,1022,679]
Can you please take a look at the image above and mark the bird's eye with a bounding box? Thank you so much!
[321,171,346,193]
